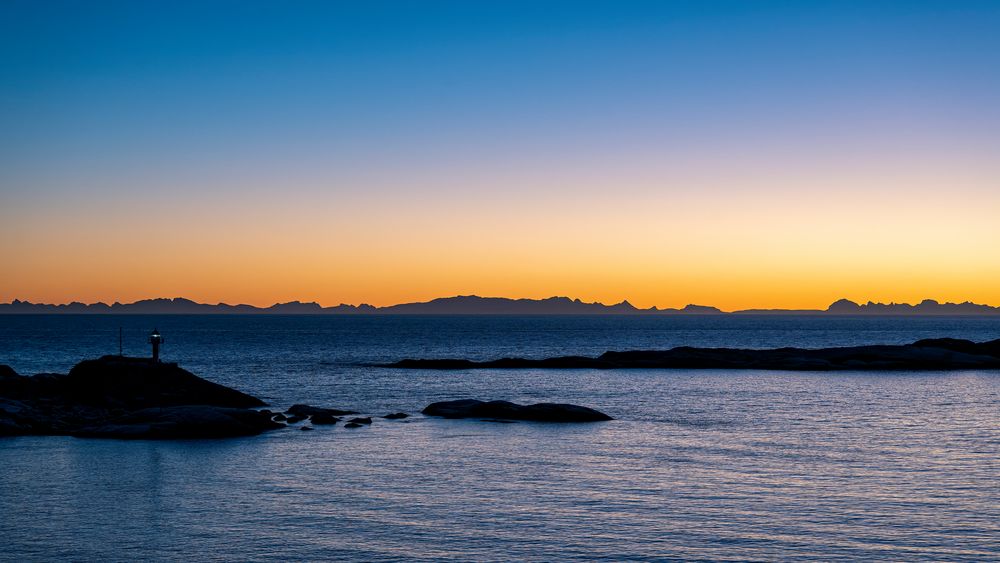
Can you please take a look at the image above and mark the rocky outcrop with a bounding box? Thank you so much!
[64,356,264,409]
[0,356,278,439]
[422,399,613,422]
[391,338,1000,371]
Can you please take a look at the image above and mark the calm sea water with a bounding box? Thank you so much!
[1,315,999,561]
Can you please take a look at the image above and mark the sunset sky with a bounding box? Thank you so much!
[2,1,998,310]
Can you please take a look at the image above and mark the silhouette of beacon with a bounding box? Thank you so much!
[149,328,164,362]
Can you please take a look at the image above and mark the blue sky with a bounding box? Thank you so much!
[2,1,999,307]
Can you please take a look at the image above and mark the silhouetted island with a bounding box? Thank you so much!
[387,338,1000,371]
[0,356,281,438]
[3,295,999,315]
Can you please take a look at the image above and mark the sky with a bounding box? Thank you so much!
[1,0,998,310]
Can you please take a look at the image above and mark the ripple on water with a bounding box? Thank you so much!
[1,315,999,560]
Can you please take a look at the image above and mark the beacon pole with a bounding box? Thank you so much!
[149,329,163,363]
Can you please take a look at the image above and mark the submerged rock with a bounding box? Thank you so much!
[285,404,358,417]
[422,400,613,422]
[382,412,409,419]
[343,422,364,428]
[346,417,372,425]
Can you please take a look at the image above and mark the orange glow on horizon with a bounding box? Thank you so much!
[3,174,999,311]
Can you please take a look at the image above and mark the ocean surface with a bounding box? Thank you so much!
[1,314,999,561]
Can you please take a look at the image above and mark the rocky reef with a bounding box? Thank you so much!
[1,356,612,439]
[388,338,1000,371]
[0,356,279,439]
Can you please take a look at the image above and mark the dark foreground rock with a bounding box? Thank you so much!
[391,338,1000,371]
[382,412,409,419]
[422,399,613,422]
[0,356,279,439]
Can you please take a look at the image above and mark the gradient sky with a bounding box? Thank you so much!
[2,0,998,310]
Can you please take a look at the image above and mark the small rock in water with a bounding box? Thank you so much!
[310,413,340,425]
[343,422,363,428]
[347,417,372,425]
[300,426,314,431]
[422,399,613,422]
[382,412,409,419]
[285,415,306,424]
[271,413,287,422]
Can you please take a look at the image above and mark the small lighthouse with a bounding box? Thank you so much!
[149,328,164,362]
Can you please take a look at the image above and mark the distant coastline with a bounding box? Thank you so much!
[2,296,999,315]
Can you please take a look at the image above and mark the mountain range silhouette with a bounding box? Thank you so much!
[2,296,998,315]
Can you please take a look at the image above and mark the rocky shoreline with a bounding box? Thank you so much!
[386,338,1000,371]
[0,356,612,439]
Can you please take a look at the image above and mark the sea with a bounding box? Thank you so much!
[1,314,999,562]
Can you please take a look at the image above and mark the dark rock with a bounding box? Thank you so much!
[272,413,287,422]
[71,406,282,440]
[343,422,363,428]
[310,413,340,425]
[285,404,358,417]
[300,426,314,431]
[285,415,306,424]
[390,338,1000,371]
[382,412,409,419]
[346,417,372,425]
[0,356,277,438]
[65,356,264,409]
[0,410,33,436]
[422,400,613,422]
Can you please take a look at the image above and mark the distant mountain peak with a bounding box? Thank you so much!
[826,298,861,312]
[680,304,723,314]
[2,295,997,315]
